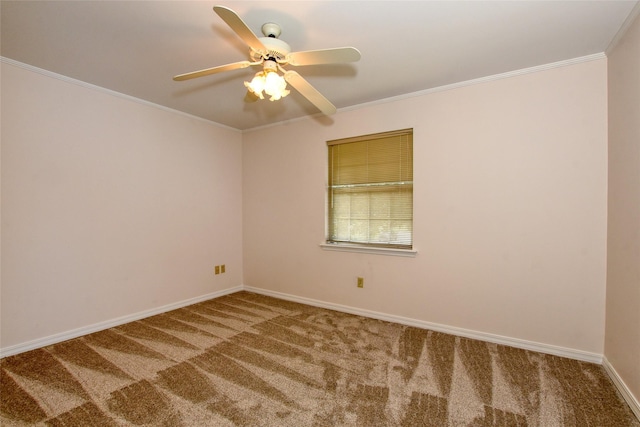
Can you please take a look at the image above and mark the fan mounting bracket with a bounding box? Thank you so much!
[261,22,281,38]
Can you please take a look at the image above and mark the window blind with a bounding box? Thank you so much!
[327,129,413,249]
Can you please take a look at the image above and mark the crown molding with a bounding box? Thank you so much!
[340,53,607,114]
[3,53,606,135]
[0,56,240,133]
[606,1,640,55]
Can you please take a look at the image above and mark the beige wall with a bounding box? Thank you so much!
[243,59,609,354]
[0,62,243,350]
[606,11,640,408]
[0,55,614,360]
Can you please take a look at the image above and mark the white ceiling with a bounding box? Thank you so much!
[2,1,638,131]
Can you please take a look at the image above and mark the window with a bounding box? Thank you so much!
[327,129,413,250]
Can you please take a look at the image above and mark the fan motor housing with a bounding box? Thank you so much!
[251,37,291,62]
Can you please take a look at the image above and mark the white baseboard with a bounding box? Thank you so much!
[0,286,243,358]
[1,284,604,365]
[4,284,636,421]
[242,285,603,364]
[243,286,640,420]
[603,357,640,421]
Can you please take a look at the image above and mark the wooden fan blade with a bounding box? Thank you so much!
[213,5,266,55]
[173,61,253,81]
[286,47,361,66]
[284,70,336,115]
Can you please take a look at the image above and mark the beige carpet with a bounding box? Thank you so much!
[1,291,638,426]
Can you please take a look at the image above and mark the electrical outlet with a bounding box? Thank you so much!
[357,277,364,288]
[221,264,226,274]
[215,265,220,275]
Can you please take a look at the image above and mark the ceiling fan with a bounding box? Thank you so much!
[173,5,361,115]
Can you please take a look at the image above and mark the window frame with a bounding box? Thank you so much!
[323,128,416,257]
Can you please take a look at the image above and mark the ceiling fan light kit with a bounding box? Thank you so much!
[173,5,361,115]
[244,61,290,101]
